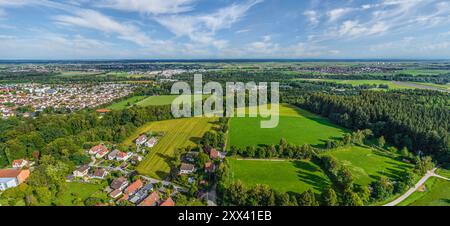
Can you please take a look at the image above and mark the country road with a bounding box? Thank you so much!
[384,168,450,206]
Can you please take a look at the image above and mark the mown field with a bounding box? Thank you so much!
[398,177,450,206]
[228,158,331,194]
[228,104,348,148]
[127,117,216,179]
[322,145,413,186]
[106,96,146,110]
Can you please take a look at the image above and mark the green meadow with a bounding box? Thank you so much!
[107,96,147,110]
[228,158,331,194]
[228,104,348,148]
[322,145,414,186]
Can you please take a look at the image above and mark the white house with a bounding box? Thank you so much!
[73,165,90,178]
[96,149,109,159]
[179,163,196,175]
[135,135,148,146]
[116,152,131,161]
[145,137,158,148]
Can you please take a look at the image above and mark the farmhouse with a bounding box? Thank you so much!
[89,144,108,155]
[12,159,28,168]
[73,165,90,178]
[124,179,143,196]
[210,149,224,160]
[0,169,30,191]
[179,163,196,175]
[92,169,107,179]
[145,137,158,148]
[111,177,128,190]
[135,135,148,146]
[138,191,160,206]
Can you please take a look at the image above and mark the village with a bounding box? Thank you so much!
[0,83,135,118]
[1,128,226,207]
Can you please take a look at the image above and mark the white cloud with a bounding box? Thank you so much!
[327,8,354,22]
[303,10,320,26]
[337,20,388,38]
[97,0,196,15]
[53,9,154,46]
[156,0,262,48]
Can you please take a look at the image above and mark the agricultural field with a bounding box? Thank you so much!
[296,78,450,91]
[53,182,106,206]
[228,158,331,194]
[106,96,146,110]
[227,104,348,148]
[322,145,413,186]
[127,117,217,179]
[397,69,449,76]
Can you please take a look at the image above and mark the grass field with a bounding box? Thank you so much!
[322,145,413,186]
[106,96,146,110]
[228,104,348,148]
[398,177,450,206]
[135,95,207,107]
[128,117,217,179]
[53,182,106,206]
[228,158,331,194]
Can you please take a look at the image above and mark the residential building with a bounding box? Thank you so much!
[109,189,123,199]
[73,165,90,178]
[135,135,148,146]
[110,177,128,190]
[179,163,196,175]
[138,191,160,206]
[108,149,119,160]
[116,152,131,161]
[0,169,30,191]
[160,197,175,206]
[89,144,108,155]
[96,149,109,159]
[12,159,28,168]
[124,179,143,196]
[91,169,107,179]
[145,137,158,148]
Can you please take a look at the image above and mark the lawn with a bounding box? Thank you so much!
[53,182,106,206]
[399,177,450,206]
[322,145,413,186]
[106,96,147,110]
[129,117,217,179]
[228,158,331,194]
[228,104,348,148]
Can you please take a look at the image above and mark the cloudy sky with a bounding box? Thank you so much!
[1,0,450,59]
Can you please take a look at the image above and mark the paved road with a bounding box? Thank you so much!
[384,168,449,206]
[207,184,218,206]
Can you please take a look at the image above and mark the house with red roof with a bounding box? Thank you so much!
[96,148,109,159]
[89,144,109,155]
[0,169,30,191]
[160,197,175,206]
[138,191,160,206]
[204,161,215,173]
[124,179,143,196]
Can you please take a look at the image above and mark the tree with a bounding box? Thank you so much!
[321,187,338,206]
[377,136,386,148]
[297,189,319,206]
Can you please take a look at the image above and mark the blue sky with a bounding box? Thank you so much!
[1,0,450,59]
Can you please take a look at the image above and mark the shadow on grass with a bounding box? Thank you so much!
[293,161,329,192]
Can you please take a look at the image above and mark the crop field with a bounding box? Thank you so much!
[397,69,449,76]
[228,158,330,193]
[227,104,348,148]
[129,117,217,179]
[296,78,450,91]
[136,95,207,107]
[322,145,413,186]
[106,96,146,110]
